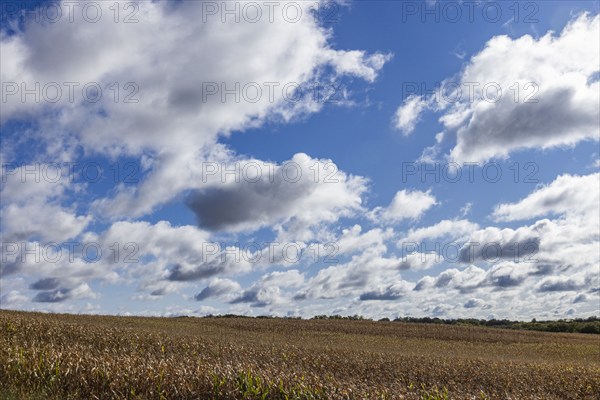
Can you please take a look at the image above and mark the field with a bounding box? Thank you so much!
[1,310,599,399]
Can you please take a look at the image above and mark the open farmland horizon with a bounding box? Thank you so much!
[1,307,599,334]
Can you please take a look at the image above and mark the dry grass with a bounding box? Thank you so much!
[1,310,599,399]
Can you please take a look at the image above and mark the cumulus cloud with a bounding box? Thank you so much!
[463,298,484,309]
[400,219,479,243]
[1,202,91,243]
[492,173,600,221]
[487,173,599,287]
[187,153,367,237]
[359,280,413,301]
[399,13,599,162]
[415,262,546,294]
[194,279,242,302]
[368,189,437,224]
[0,290,29,307]
[458,226,540,264]
[226,270,304,307]
[1,1,389,149]
[336,225,394,256]
[294,247,403,300]
[260,270,305,288]
[32,283,96,303]
[230,286,282,308]
[0,219,248,302]
[1,164,69,204]
[486,263,530,289]
[0,164,91,242]
[397,252,439,271]
[30,277,61,291]
[98,220,252,284]
[32,289,72,303]
[537,277,588,292]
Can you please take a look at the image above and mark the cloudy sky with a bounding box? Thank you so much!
[1,0,598,320]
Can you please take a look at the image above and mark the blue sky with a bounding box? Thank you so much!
[1,0,599,319]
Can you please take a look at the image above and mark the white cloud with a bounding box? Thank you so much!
[458,225,541,264]
[368,189,437,224]
[194,278,242,302]
[336,225,394,256]
[185,153,368,239]
[0,163,91,242]
[1,202,91,243]
[224,269,305,308]
[398,251,438,271]
[401,13,600,162]
[32,282,98,303]
[459,202,473,217]
[1,0,389,219]
[358,280,413,301]
[0,290,29,308]
[260,270,305,288]
[1,164,70,204]
[295,244,405,300]
[100,220,253,284]
[492,173,600,222]
[393,94,430,135]
[450,13,600,162]
[326,50,392,83]
[401,219,479,243]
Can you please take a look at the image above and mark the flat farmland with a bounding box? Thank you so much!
[1,310,598,399]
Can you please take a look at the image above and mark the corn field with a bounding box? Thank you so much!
[1,310,598,399]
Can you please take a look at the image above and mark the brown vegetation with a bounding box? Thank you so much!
[1,310,598,399]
